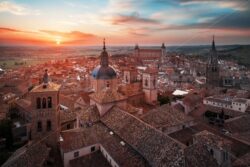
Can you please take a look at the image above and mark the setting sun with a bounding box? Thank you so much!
[55,36,62,45]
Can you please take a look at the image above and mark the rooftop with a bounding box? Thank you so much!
[60,123,148,167]
[101,106,185,167]
[2,142,50,167]
[141,104,194,129]
[194,130,232,151]
[30,82,61,93]
[89,88,127,104]
[184,143,219,167]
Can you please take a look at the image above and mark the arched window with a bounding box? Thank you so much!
[36,98,41,109]
[42,98,46,108]
[37,121,42,132]
[106,81,110,88]
[47,120,51,131]
[48,97,52,108]
[145,79,148,87]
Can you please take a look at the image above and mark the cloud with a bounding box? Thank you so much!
[111,12,159,25]
[179,0,248,11]
[0,1,27,15]
[0,27,22,32]
[0,27,99,45]
[40,30,97,39]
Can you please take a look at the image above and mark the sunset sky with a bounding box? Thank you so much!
[0,0,250,46]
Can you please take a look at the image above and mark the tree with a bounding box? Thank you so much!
[158,95,170,105]
[0,119,13,148]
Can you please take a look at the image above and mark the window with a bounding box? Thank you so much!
[47,120,51,131]
[36,98,41,109]
[48,97,52,108]
[210,149,214,156]
[125,75,128,82]
[106,81,110,88]
[223,152,228,161]
[42,98,46,108]
[67,124,71,129]
[37,121,42,132]
[153,79,156,88]
[74,151,79,158]
[91,146,95,152]
[145,79,148,87]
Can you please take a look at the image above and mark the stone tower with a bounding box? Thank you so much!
[206,36,220,87]
[123,67,138,84]
[29,69,61,148]
[142,67,158,105]
[161,43,166,64]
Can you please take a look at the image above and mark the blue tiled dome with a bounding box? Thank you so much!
[92,65,116,80]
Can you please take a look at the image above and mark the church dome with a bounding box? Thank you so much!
[91,38,117,80]
[92,65,116,79]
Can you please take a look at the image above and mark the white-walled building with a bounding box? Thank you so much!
[203,96,250,113]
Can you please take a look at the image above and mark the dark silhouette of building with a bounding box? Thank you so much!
[206,36,220,87]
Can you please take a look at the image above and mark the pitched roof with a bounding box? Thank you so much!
[184,143,219,167]
[2,142,50,167]
[60,123,148,167]
[233,152,250,167]
[89,88,127,104]
[101,107,185,167]
[141,104,194,129]
[194,130,232,151]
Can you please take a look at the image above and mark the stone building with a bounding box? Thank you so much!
[134,43,166,66]
[142,67,158,105]
[29,69,61,148]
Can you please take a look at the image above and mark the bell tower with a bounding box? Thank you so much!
[142,67,158,105]
[29,69,61,148]
[161,43,166,65]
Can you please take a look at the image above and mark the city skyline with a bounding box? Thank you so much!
[0,0,250,46]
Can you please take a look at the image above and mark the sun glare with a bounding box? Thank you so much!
[55,36,62,45]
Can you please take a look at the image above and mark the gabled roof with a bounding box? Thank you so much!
[101,107,185,167]
[142,104,194,129]
[194,130,231,151]
[184,143,219,167]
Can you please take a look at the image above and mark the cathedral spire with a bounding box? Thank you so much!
[103,38,106,51]
[100,38,109,67]
[212,35,216,51]
[161,43,166,49]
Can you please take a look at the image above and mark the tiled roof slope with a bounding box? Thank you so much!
[101,107,185,167]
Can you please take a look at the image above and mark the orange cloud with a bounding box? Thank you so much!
[0,27,98,46]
